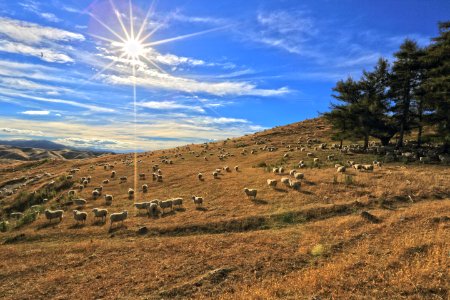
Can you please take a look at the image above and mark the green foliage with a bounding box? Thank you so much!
[235,143,248,148]
[255,161,267,168]
[311,244,327,257]
[0,220,9,232]
[15,210,39,228]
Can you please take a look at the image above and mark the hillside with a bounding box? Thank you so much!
[0,144,113,162]
[0,117,449,299]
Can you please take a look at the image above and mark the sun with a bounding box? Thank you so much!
[122,38,144,59]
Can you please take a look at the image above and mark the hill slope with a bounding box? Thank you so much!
[0,117,448,299]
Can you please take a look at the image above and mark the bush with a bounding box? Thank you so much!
[255,161,267,168]
[311,244,327,256]
[344,175,354,185]
[15,210,39,228]
[0,220,9,232]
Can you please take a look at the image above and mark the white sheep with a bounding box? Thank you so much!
[281,177,290,186]
[289,180,301,190]
[243,188,257,199]
[362,164,374,171]
[313,158,320,163]
[120,176,127,183]
[104,194,113,204]
[142,184,148,193]
[111,171,116,178]
[110,211,128,228]
[92,190,100,200]
[294,173,304,180]
[139,173,146,180]
[92,208,108,222]
[102,179,109,184]
[73,210,87,224]
[272,167,279,174]
[128,188,135,199]
[68,190,77,197]
[337,166,346,173]
[267,179,277,188]
[213,171,219,178]
[289,169,296,176]
[172,198,183,208]
[192,196,203,207]
[44,209,63,223]
[279,167,284,174]
[234,166,239,172]
[159,200,173,212]
[134,202,151,212]
[148,203,158,216]
[198,173,203,180]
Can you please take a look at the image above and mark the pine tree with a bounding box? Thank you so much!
[390,39,422,148]
[422,22,450,152]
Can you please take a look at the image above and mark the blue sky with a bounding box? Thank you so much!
[0,0,448,151]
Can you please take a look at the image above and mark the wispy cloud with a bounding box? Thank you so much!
[0,127,44,136]
[136,101,205,113]
[19,0,62,23]
[20,110,50,115]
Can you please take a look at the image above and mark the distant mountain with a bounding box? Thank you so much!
[0,140,69,150]
[0,140,114,161]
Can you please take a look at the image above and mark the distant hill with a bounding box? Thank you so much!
[0,140,70,150]
[0,142,113,161]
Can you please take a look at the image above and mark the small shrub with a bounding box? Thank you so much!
[255,161,267,168]
[344,175,354,185]
[311,244,327,257]
[333,175,338,184]
[0,220,9,232]
[15,210,38,228]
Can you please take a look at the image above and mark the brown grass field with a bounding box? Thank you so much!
[0,118,449,299]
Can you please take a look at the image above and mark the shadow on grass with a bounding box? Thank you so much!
[251,198,268,205]
[274,188,288,193]
[37,221,61,230]
[196,206,208,211]
[92,220,106,226]
[174,207,186,212]
[68,223,86,229]
[108,224,126,233]
[300,190,314,195]
[160,210,176,218]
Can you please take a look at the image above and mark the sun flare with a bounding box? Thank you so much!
[122,38,145,59]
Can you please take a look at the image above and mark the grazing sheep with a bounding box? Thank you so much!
[279,167,284,174]
[142,184,148,193]
[313,158,320,163]
[92,190,100,200]
[92,208,108,222]
[152,173,157,181]
[10,212,23,219]
[128,188,135,199]
[68,190,77,197]
[362,164,374,171]
[139,173,146,180]
[243,188,257,200]
[134,202,151,212]
[78,184,84,191]
[289,169,296,176]
[353,164,363,170]
[102,179,109,184]
[74,198,87,207]
[213,171,219,178]
[327,155,335,161]
[172,198,183,208]
[267,179,277,188]
[159,200,173,212]
[307,152,314,157]
[66,175,73,180]
[289,180,301,190]
[283,153,289,158]
[44,209,63,223]
[157,175,163,182]
[87,176,92,183]
[272,167,279,174]
[335,164,343,168]
[83,180,89,187]
[110,211,128,228]
[234,166,239,171]
[294,173,304,180]
[192,196,203,207]
[337,166,346,173]
[281,177,291,187]
[419,156,431,164]
[148,202,158,216]
[198,173,203,180]
[120,176,127,183]
[111,171,116,178]
[104,194,113,204]
[73,210,87,224]
[223,166,230,172]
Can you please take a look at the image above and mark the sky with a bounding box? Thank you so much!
[0,0,448,152]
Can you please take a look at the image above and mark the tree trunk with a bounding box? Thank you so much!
[417,125,423,147]
[364,134,369,150]
[417,99,424,147]
[339,139,343,149]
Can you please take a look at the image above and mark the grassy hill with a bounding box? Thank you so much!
[0,117,448,299]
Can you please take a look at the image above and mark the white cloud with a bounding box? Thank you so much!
[54,137,127,149]
[0,17,84,45]
[0,127,44,136]
[136,101,205,113]
[39,12,62,23]
[171,12,227,25]
[21,110,50,115]
[0,40,74,63]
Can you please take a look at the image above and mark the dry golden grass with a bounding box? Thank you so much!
[0,118,449,299]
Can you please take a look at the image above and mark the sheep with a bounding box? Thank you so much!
[279,167,284,174]
[281,177,291,187]
[337,166,346,173]
[172,198,183,208]
[120,176,127,183]
[289,169,296,176]
[102,179,109,184]
[139,173,146,180]
[73,210,87,224]
[272,167,279,174]
[223,166,230,172]
[353,164,363,170]
[134,202,151,212]
[307,152,314,157]
[111,171,116,178]
[92,190,100,200]
[198,173,203,180]
[66,175,73,180]
[104,194,113,205]
[44,209,63,223]
[92,208,108,222]
[283,153,289,158]
[327,155,335,161]
[159,200,173,212]
[294,173,304,180]
[152,173,157,181]
[335,164,343,168]
[213,171,219,179]
[128,188,135,199]
[68,190,77,197]
[362,164,374,171]
[313,158,320,163]
[142,184,148,193]
[157,175,163,182]
[78,184,84,191]
[419,156,431,164]
[192,196,203,207]
[87,176,92,183]
[148,202,158,216]
[243,188,257,200]
[110,211,128,228]
[267,179,277,188]
[234,166,239,172]
[10,212,23,219]
[289,180,301,191]
[74,198,87,207]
